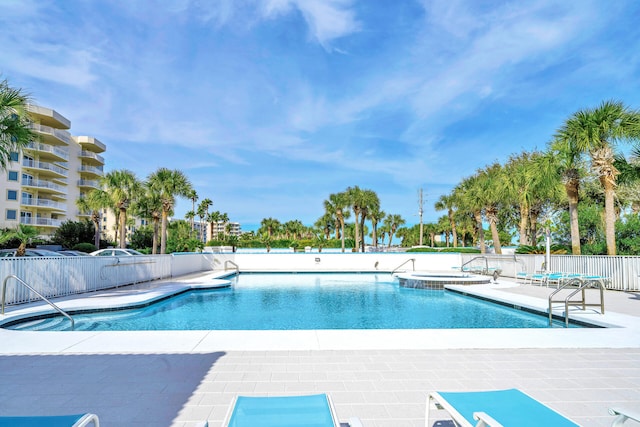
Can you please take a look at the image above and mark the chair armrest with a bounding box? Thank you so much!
[473,412,504,427]
[609,407,640,426]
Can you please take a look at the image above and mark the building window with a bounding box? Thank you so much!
[8,171,18,181]
[9,152,19,162]
[6,210,17,220]
[102,225,107,230]
[7,190,17,201]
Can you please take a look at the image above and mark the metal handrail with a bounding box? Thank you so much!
[224,260,239,273]
[2,274,75,330]
[460,256,489,273]
[548,277,605,327]
[391,258,415,274]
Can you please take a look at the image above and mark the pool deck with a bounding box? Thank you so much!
[1,272,639,426]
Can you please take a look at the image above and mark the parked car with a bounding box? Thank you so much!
[58,250,91,256]
[90,248,144,256]
[0,248,65,257]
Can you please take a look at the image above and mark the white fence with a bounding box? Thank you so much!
[460,253,640,291]
[0,253,212,306]
[3,252,638,307]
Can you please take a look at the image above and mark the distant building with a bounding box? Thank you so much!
[0,104,106,237]
[206,220,241,241]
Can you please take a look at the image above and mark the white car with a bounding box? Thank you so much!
[90,248,144,256]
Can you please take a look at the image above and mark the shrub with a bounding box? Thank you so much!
[72,242,97,253]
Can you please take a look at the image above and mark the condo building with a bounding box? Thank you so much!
[0,105,106,238]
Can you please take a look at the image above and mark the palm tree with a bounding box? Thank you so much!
[347,186,378,252]
[207,210,221,241]
[133,190,162,254]
[147,168,193,254]
[555,100,640,255]
[0,224,38,256]
[187,190,198,234]
[197,198,212,241]
[475,163,505,254]
[358,189,380,252]
[77,190,112,249]
[384,214,405,248]
[314,213,334,240]
[324,192,350,251]
[260,217,281,238]
[434,194,458,248]
[368,206,385,249]
[0,78,36,170]
[100,169,141,249]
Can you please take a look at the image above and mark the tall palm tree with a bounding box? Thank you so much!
[384,214,405,248]
[357,189,380,252]
[324,192,350,251]
[77,190,112,249]
[147,168,193,254]
[456,175,486,253]
[187,190,198,234]
[475,163,505,254]
[197,198,212,241]
[0,78,36,170]
[434,194,458,248]
[208,210,221,241]
[314,213,335,240]
[133,190,162,254]
[368,206,385,249]
[555,100,640,255]
[100,169,141,248]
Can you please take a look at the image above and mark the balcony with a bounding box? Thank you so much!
[29,123,71,145]
[24,142,69,162]
[78,179,101,189]
[79,150,105,165]
[20,217,63,228]
[21,177,66,194]
[22,159,68,178]
[21,197,67,212]
[78,165,104,178]
[26,104,71,129]
[74,135,106,153]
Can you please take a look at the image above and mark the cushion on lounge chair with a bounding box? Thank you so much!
[428,389,579,427]
[0,413,99,427]
[224,394,340,427]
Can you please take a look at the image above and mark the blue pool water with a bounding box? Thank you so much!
[8,273,576,331]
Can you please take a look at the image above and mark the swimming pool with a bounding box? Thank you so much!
[6,273,578,330]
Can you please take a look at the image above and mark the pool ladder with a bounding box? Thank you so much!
[391,258,415,274]
[224,260,239,274]
[548,277,605,327]
[1,274,75,330]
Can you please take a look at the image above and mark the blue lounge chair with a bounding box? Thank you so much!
[427,389,579,427]
[222,393,362,427]
[610,407,640,426]
[0,414,99,427]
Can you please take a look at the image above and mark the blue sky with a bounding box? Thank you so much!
[3,0,640,232]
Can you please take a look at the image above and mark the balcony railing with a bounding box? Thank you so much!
[24,142,69,161]
[21,197,67,211]
[21,177,65,192]
[22,159,68,176]
[19,217,63,227]
[29,123,71,144]
[26,104,71,129]
[75,135,106,152]
[79,151,105,164]
[78,179,100,189]
[79,165,104,175]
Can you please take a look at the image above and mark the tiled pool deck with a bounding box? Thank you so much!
[1,272,639,426]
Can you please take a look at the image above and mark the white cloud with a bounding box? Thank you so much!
[261,0,360,50]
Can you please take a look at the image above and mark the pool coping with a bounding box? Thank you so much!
[1,271,639,354]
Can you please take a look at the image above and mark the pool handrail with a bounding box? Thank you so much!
[391,258,415,274]
[2,274,75,330]
[224,260,239,274]
[548,277,605,327]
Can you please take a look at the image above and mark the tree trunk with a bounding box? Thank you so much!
[119,207,126,248]
[519,204,530,246]
[152,219,159,255]
[565,179,581,255]
[489,219,502,254]
[449,211,458,248]
[160,210,168,254]
[474,211,485,253]
[602,178,617,255]
[340,219,345,253]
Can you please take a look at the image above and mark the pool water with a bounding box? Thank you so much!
[8,273,576,331]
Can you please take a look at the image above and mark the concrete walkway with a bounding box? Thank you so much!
[1,274,638,427]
